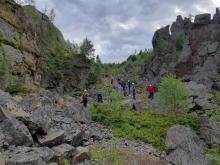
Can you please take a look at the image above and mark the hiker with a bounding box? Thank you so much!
[117,79,123,91]
[97,92,103,103]
[82,89,89,107]
[132,83,136,100]
[128,80,132,95]
[120,79,126,96]
[111,78,114,85]
[147,84,155,99]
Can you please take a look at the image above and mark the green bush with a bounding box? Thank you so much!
[214,92,220,105]
[89,103,200,150]
[175,33,185,51]
[206,145,220,165]
[5,84,28,95]
[212,110,220,123]
[156,77,188,115]
[157,39,169,56]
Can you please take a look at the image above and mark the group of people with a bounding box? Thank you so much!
[81,79,156,107]
[117,79,136,99]
[117,78,156,100]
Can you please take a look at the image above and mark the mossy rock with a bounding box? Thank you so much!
[12,66,25,76]
[24,59,35,68]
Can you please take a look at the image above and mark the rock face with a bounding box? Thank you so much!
[139,8,220,90]
[166,125,209,165]
[201,116,220,145]
[0,0,91,90]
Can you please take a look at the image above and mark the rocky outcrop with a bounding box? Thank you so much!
[52,143,76,162]
[72,147,90,164]
[166,125,210,165]
[201,116,220,145]
[0,107,33,148]
[0,89,112,164]
[139,8,220,90]
[0,0,91,90]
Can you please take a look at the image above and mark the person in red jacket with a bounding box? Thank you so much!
[147,84,155,99]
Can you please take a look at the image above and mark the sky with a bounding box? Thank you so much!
[34,0,220,63]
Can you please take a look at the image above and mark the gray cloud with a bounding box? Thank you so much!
[36,0,219,63]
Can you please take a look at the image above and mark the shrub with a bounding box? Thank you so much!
[212,110,220,123]
[89,103,200,150]
[175,33,185,51]
[206,145,220,165]
[156,77,188,115]
[214,92,220,105]
[157,39,169,56]
[5,84,28,95]
[5,84,38,95]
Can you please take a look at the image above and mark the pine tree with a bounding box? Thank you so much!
[80,38,95,59]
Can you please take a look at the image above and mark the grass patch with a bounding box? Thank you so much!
[206,145,220,165]
[5,84,39,96]
[89,103,200,150]
[90,140,129,165]
[212,110,220,123]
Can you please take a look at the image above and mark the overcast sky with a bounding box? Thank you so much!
[35,0,220,63]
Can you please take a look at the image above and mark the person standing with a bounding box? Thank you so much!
[97,92,103,103]
[82,90,89,107]
[132,83,136,100]
[147,84,155,99]
[128,80,132,95]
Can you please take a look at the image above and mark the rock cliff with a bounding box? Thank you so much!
[0,0,91,91]
[141,8,220,89]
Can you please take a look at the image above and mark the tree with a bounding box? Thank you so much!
[96,55,101,64]
[42,5,56,22]
[188,14,194,22]
[48,8,56,22]
[80,38,95,59]
[66,40,79,54]
[156,77,188,115]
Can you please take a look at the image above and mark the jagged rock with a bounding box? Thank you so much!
[65,129,84,147]
[207,42,219,54]
[185,81,212,109]
[201,116,220,145]
[171,15,185,41]
[152,25,171,56]
[5,147,47,165]
[64,104,91,123]
[72,147,90,164]
[194,13,211,25]
[34,147,56,162]
[0,18,20,43]
[166,125,209,165]
[28,108,52,134]
[0,107,33,147]
[4,146,56,163]
[20,91,58,112]
[37,129,65,147]
[213,8,220,23]
[132,100,145,113]
[52,143,76,162]
[175,38,193,77]
[0,90,22,112]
